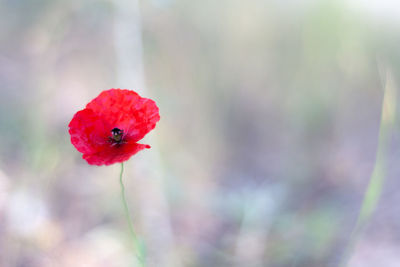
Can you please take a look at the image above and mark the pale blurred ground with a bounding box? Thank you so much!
[2,0,400,266]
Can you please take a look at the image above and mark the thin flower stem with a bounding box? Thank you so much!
[119,162,146,266]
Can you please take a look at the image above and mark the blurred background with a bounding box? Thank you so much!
[2,0,400,266]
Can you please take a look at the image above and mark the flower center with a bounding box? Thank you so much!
[111,127,123,143]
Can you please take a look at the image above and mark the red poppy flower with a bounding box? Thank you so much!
[68,89,160,166]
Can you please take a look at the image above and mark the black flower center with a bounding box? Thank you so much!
[111,127,123,143]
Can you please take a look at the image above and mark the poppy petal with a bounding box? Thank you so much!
[86,89,160,142]
[83,142,150,166]
[68,108,110,154]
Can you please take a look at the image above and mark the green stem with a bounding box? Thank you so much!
[119,162,146,266]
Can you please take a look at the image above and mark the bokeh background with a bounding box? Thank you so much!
[2,0,400,266]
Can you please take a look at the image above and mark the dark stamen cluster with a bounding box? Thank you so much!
[111,127,123,144]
